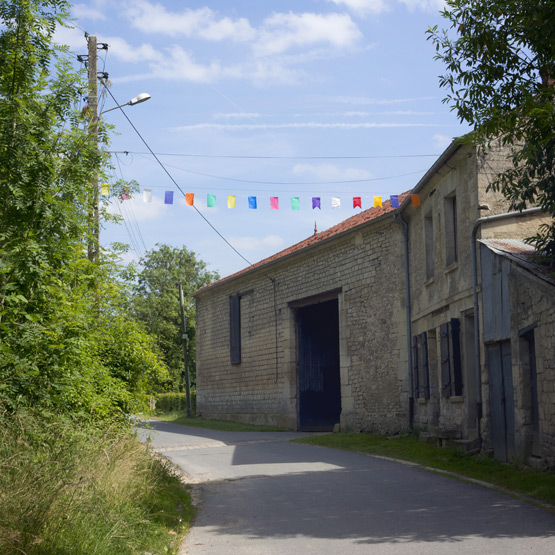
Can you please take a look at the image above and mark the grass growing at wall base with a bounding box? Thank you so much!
[294,433,555,507]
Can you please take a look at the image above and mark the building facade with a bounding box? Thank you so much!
[194,140,554,466]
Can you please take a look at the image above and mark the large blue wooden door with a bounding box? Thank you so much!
[297,299,341,431]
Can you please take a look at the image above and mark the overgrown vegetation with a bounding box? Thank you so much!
[0,2,201,551]
[295,433,555,506]
[155,391,197,413]
[0,409,194,554]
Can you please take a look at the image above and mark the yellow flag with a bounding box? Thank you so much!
[101,183,110,195]
[227,195,236,209]
[374,196,382,207]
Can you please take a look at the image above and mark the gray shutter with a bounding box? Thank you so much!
[412,335,419,399]
[421,332,430,399]
[229,294,241,364]
[440,322,451,397]
[450,318,462,396]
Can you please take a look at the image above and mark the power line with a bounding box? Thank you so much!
[100,82,253,267]
[109,150,440,160]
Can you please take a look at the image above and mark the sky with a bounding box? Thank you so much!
[58,0,470,278]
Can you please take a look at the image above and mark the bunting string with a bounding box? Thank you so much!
[104,187,420,209]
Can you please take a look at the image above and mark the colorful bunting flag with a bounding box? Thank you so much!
[270,197,279,210]
[374,196,382,208]
[227,195,236,209]
[122,186,130,201]
[390,195,399,208]
[164,191,173,205]
[291,197,300,211]
[353,197,361,209]
[101,183,110,196]
[248,196,257,209]
[143,189,152,203]
[312,197,321,210]
[207,194,216,207]
[331,197,341,209]
[411,194,420,206]
[186,193,194,206]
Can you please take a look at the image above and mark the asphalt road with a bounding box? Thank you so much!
[136,421,555,554]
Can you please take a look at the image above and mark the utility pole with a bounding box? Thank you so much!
[178,280,192,417]
[87,35,99,262]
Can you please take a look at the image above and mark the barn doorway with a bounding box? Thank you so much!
[296,299,341,431]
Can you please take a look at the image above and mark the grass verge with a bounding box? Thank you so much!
[294,433,555,507]
[0,411,195,554]
[145,410,285,432]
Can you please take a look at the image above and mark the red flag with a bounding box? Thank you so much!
[353,197,361,209]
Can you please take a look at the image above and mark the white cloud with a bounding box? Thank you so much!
[213,113,262,120]
[254,12,361,57]
[325,0,388,16]
[71,3,106,20]
[229,235,286,252]
[171,121,439,131]
[124,1,255,41]
[333,95,437,105]
[54,24,87,50]
[108,195,167,222]
[397,0,445,12]
[293,163,372,181]
[432,133,453,151]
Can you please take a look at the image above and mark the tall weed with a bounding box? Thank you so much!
[0,411,193,554]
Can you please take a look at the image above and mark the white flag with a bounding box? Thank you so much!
[331,197,341,209]
[143,189,152,203]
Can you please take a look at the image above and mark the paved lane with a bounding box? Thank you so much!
[137,421,555,554]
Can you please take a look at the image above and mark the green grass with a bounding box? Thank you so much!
[294,433,555,507]
[147,410,286,432]
[0,411,195,555]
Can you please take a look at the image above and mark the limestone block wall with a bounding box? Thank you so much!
[195,217,409,433]
[510,266,555,467]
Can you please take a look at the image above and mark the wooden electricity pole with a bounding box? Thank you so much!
[87,35,99,262]
[178,280,192,417]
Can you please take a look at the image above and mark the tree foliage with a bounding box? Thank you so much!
[428,0,555,262]
[0,0,169,419]
[133,244,219,390]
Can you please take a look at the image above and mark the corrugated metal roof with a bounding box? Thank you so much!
[196,191,411,294]
[479,239,555,285]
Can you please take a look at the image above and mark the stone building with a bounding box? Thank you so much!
[194,140,554,466]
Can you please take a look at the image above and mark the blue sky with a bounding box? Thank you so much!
[59,0,469,278]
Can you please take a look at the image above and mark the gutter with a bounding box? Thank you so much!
[394,211,414,429]
[471,207,542,449]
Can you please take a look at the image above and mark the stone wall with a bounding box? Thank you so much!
[195,216,409,433]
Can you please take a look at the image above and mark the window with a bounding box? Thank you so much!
[412,332,430,399]
[444,194,458,266]
[440,318,463,397]
[229,294,241,364]
[424,211,435,280]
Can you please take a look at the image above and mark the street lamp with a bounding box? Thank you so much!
[100,93,151,116]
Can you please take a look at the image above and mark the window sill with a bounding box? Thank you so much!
[450,396,464,404]
[424,277,435,287]
[444,261,459,274]
[417,398,428,405]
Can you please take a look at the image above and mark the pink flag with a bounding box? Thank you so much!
[270,197,279,210]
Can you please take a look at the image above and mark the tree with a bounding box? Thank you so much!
[428,0,555,263]
[0,0,168,418]
[133,244,220,390]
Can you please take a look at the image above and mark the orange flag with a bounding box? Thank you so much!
[186,193,194,206]
[411,194,420,206]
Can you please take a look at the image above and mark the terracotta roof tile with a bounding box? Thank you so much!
[198,191,410,293]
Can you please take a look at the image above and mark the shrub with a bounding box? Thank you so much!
[155,391,196,414]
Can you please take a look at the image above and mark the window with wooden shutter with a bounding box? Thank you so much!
[229,294,241,364]
[450,318,463,395]
[412,335,419,398]
[440,322,451,397]
[420,332,430,399]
